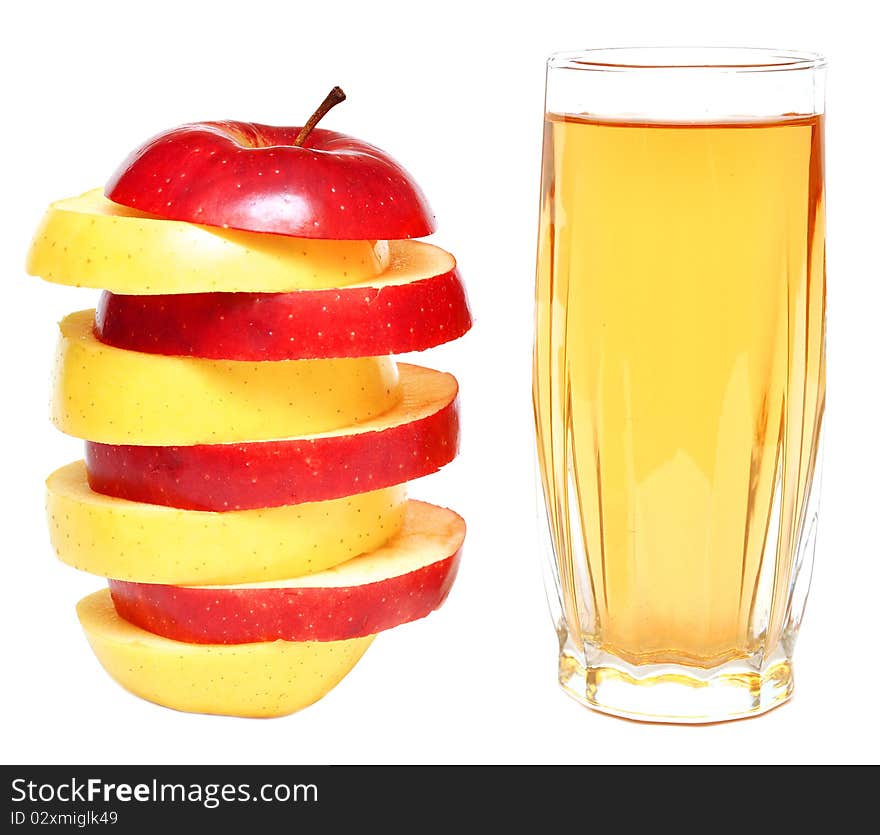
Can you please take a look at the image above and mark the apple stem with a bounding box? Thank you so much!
[294,87,347,147]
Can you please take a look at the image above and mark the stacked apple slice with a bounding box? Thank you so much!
[27,91,470,717]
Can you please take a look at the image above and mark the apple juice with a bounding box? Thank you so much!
[533,113,825,667]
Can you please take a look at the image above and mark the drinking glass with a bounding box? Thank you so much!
[533,47,826,722]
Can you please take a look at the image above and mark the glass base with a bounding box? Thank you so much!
[559,646,794,724]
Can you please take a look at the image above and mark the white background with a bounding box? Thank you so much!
[2,0,877,765]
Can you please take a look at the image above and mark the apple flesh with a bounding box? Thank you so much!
[48,460,407,585]
[109,500,465,644]
[85,364,458,510]
[106,123,435,240]
[26,189,390,294]
[78,589,374,718]
[53,310,401,445]
[94,248,471,359]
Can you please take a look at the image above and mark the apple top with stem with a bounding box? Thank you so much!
[105,87,436,240]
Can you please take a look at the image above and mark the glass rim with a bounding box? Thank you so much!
[548,46,826,73]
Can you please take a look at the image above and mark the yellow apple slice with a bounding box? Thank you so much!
[26,189,390,293]
[52,310,400,444]
[47,461,407,584]
[78,589,374,718]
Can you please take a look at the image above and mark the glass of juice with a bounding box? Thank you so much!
[533,47,826,722]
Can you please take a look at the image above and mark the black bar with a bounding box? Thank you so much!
[1,764,869,827]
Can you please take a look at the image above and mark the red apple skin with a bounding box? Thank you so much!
[108,550,461,643]
[85,399,459,511]
[105,123,435,240]
[94,269,471,360]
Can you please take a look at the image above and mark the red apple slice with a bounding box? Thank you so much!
[109,500,465,644]
[85,364,458,511]
[94,241,471,359]
[105,119,435,240]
